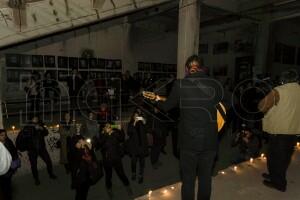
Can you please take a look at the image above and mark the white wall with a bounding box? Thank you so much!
[0,20,180,100]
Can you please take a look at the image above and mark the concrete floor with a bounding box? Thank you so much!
[6,109,270,200]
[10,126,238,200]
[136,148,300,200]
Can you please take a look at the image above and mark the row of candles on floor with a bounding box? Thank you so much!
[146,153,267,198]
[146,144,300,199]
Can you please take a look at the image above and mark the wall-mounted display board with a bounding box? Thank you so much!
[20,55,32,68]
[44,55,56,68]
[58,56,69,69]
[32,55,44,67]
[5,54,123,83]
[79,58,89,69]
[69,57,79,69]
[6,54,21,67]
[137,62,176,80]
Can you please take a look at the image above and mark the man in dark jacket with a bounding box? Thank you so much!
[156,55,225,200]
[17,116,56,185]
[95,123,132,199]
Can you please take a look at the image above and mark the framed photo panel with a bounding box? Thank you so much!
[58,56,69,69]
[44,55,56,68]
[97,59,106,69]
[69,57,79,69]
[6,54,21,67]
[32,55,44,67]
[20,54,32,68]
[79,58,88,69]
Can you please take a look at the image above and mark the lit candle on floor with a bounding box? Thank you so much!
[250,158,254,163]
[234,166,238,171]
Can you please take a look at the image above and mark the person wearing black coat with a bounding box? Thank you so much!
[95,123,132,199]
[17,116,57,185]
[0,129,19,200]
[155,55,227,200]
[70,135,95,200]
[126,112,148,184]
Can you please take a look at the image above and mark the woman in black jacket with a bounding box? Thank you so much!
[95,123,132,199]
[127,112,148,183]
[70,136,95,200]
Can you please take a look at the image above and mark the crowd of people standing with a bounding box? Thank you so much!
[1,55,300,200]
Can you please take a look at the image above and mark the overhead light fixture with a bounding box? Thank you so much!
[274,0,296,6]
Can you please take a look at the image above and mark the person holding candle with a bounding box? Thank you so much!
[126,110,148,184]
[94,122,132,199]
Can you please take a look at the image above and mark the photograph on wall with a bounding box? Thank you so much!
[213,42,229,54]
[58,56,69,69]
[144,63,151,71]
[138,62,144,71]
[79,58,88,69]
[7,69,20,82]
[112,60,122,70]
[20,54,32,68]
[69,57,79,69]
[58,71,69,81]
[32,55,44,67]
[96,59,105,69]
[235,56,253,84]
[106,60,113,69]
[199,43,209,54]
[6,54,21,67]
[89,58,97,69]
[234,39,254,53]
[44,55,56,68]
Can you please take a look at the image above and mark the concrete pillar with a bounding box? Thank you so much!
[0,57,4,129]
[121,18,136,73]
[253,22,271,77]
[177,0,201,79]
